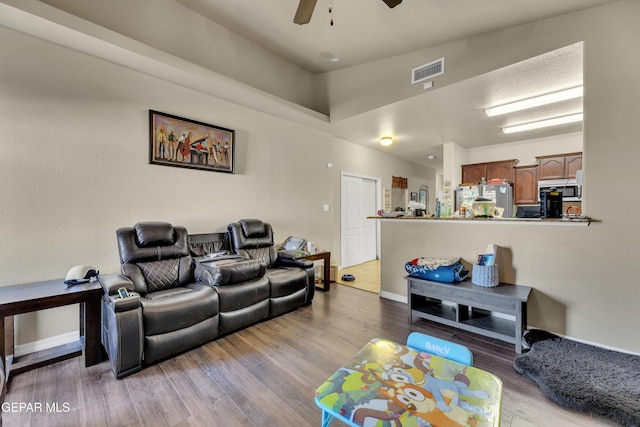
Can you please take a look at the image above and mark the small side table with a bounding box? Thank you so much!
[302,251,331,292]
[0,279,104,386]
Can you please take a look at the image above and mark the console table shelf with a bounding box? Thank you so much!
[407,276,532,353]
[0,279,104,386]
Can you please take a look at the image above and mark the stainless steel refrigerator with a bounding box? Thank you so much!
[456,186,480,211]
[479,184,514,218]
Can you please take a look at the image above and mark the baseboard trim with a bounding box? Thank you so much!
[14,331,79,358]
[379,290,406,303]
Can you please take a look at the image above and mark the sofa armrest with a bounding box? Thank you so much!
[101,293,143,379]
[103,292,141,312]
[99,274,135,297]
[276,252,314,270]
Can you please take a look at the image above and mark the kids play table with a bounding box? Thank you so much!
[315,338,503,427]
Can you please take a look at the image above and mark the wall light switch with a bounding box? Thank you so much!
[323,204,330,212]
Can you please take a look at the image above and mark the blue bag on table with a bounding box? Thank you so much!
[405,257,468,283]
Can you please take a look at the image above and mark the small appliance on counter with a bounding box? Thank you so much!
[516,205,541,218]
[540,188,563,218]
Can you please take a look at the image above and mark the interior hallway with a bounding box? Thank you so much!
[335,259,380,294]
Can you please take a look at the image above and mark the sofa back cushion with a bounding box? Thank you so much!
[137,258,180,292]
[135,222,175,247]
[228,219,277,267]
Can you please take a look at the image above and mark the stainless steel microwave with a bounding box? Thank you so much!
[538,179,582,202]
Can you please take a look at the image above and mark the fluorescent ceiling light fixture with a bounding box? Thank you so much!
[503,113,583,134]
[380,136,393,146]
[486,86,583,117]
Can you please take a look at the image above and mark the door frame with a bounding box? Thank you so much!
[340,172,382,268]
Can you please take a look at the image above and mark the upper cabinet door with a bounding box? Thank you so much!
[461,164,486,185]
[565,155,583,179]
[486,160,516,182]
[514,165,538,204]
[538,156,565,180]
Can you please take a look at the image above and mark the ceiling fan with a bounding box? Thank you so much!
[294,0,402,25]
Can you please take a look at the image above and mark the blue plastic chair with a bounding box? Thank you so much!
[406,331,473,366]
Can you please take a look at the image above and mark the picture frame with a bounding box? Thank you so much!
[477,253,495,266]
[149,110,234,173]
[410,192,418,202]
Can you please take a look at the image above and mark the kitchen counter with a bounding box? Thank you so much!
[368,215,590,226]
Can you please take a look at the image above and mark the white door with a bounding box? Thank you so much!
[341,174,379,268]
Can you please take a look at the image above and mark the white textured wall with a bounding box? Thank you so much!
[0,25,334,344]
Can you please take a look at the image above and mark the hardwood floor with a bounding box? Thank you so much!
[3,284,618,427]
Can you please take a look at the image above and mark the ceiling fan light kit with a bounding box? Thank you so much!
[294,0,318,25]
[294,0,402,25]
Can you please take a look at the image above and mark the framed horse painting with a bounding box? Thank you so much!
[149,110,235,173]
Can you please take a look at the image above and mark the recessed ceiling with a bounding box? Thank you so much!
[176,0,612,74]
[173,0,611,167]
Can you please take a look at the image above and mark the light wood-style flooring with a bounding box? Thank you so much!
[2,284,617,426]
[335,259,380,294]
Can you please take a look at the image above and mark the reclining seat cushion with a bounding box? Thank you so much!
[214,276,270,335]
[142,283,219,336]
[265,267,307,298]
[265,267,307,316]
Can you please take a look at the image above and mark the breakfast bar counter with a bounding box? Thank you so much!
[368,215,590,226]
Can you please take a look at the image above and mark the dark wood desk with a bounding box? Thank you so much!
[0,279,104,385]
[303,251,331,292]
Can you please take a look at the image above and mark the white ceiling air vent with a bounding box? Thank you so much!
[411,57,444,84]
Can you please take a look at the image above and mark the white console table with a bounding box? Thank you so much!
[407,276,532,353]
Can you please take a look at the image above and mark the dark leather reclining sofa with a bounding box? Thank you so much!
[100,220,314,378]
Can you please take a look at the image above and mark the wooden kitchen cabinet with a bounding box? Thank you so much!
[537,152,582,180]
[461,159,516,185]
[564,154,582,179]
[514,165,538,204]
[486,160,516,183]
[461,163,486,185]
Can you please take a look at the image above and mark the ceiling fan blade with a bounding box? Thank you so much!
[382,0,403,8]
[294,0,318,25]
